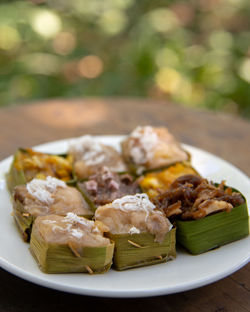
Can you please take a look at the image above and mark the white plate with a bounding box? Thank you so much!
[0,135,249,298]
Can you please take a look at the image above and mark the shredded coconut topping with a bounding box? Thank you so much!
[92,227,100,233]
[52,225,65,232]
[41,220,56,224]
[69,135,107,166]
[26,176,66,204]
[112,193,156,213]
[71,228,84,238]
[129,226,140,234]
[129,126,159,165]
[63,212,95,229]
[48,213,99,239]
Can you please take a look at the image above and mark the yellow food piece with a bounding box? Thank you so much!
[139,162,198,198]
[14,149,73,182]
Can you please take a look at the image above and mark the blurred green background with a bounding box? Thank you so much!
[0,0,250,118]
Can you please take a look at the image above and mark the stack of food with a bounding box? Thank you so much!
[6,126,249,274]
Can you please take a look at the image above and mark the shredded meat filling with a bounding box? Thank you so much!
[78,167,141,206]
[153,174,245,220]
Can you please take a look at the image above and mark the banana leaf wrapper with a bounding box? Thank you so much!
[76,183,97,212]
[176,198,249,255]
[13,199,93,242]
[6,154,26,197]
[13,199,34,242]
[30,227,114,274]
[139,161,200,198]
[6,149,76,197]
[107,228,176,271]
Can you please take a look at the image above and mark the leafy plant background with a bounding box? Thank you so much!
[0,0,249,118]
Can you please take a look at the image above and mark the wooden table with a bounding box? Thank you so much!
[0,98,249,312]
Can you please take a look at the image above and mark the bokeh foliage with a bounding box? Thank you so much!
[0,0,250,117]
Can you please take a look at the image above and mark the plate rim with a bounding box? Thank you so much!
[0,135,249,298]
[0,251,249,298]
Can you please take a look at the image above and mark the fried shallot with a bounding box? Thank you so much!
[153,175,244,220]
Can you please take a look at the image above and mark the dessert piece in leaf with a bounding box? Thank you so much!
[77,167,141,212]
[68,135,127,180]
[153,174,249,254]
[13,176,93,241]
[6,148,73,195]
[95,193,176,270]
[121,126,190,175]
[176,203,249,255]
[30,213,114,274]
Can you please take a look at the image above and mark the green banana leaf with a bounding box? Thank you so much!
[107,228,176,271]
[176,195,249,255]
[30,225,114,274]
[76,182,97,212]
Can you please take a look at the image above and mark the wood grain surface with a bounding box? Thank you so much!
[0,97,249,312]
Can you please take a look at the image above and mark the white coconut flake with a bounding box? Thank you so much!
[26,176,66,204]
[45,176,66,191]
[41,220,57,224]
[112,193,156,218]
[63,212,95,229]
[168,223,173,232]
[51,225,65,232]
[69,135,106,166]
[71,228,84,238]
[47,214,97,238]
[129,226,140,234]
[129,126,159,164]
[92,227,100,234]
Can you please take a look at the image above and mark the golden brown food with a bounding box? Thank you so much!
[95,193,176,270]
[121,126,189,174]
[153,174,245,220]
[14,148,73,182]
[30,213,114,274]
[34,213,110,247]
[171,176,249,255]
[14,176,92,217]
[139,162,198,198]
[95,193,172,243]
[69,135,127,180]
[13,176,93,241]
